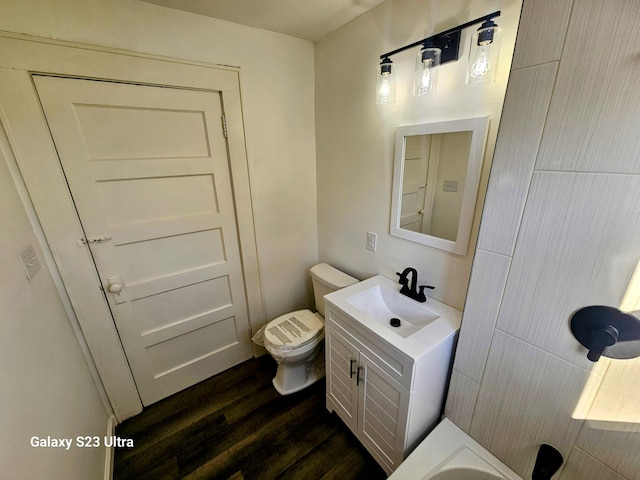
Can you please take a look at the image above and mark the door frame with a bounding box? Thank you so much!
[0,32,266,420]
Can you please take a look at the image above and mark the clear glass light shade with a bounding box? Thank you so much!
[413,47,441,96]
[466,26,502,85]
[376,63,396,104]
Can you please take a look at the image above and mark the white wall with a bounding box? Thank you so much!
[315,0,522,310]
[0,2,318,477]
[446,1,640,478]
[0,126,109,479]
[0,0,318,319]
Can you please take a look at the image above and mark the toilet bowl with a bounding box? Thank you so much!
[258,263,358,395]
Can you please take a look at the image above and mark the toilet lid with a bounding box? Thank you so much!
[264,309,324,348]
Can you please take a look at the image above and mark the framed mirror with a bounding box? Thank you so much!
[390,117,489,255]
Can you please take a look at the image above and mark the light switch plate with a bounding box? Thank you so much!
[366,231,377,252]
[443,180,459,192]
[20,244,41,280]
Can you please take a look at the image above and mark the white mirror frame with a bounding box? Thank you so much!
[390,116,489,255]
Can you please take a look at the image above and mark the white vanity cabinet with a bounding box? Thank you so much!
[324,295,459,475]
[326,316,410,471]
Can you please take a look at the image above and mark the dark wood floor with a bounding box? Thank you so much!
[114,355,387,480]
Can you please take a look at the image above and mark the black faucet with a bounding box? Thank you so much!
[395,267,434,303]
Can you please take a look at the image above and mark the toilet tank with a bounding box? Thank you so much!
[310,263,359,317]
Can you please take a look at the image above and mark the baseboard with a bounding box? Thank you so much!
[104,415,117,480]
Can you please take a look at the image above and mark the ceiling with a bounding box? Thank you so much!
[141,0,386,41]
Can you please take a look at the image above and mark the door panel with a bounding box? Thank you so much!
[400,134,430,232]
[73,103,210,159]
[34,75,252,405]
[359,353,410,470]
[326,329,359,431]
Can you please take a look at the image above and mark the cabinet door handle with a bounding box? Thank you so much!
[356,365,364,385]
[350,358,357,378]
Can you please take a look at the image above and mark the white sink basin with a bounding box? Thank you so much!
[346,285,440,338]
[325,274,462,360]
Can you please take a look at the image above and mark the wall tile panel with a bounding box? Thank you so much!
[470,331,602,478]
[576,357,640,480]
[559,447,628,480]
[496,171,640,371]
[536,0,640,174]
[511,0,573,69]
[453,249,510,382]
[477,63,557,256]
[444,370,479,433]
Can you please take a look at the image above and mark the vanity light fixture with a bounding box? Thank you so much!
[466,18,502,85]
[376,57,396,104]
[413,44,441,96]
[376,11,501,103]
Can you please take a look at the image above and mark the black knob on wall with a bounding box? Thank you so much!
[570,306,640,362]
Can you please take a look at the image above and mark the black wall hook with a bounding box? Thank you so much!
[570,306,640,362]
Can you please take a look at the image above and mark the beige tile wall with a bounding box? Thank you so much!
[475,63,557,256]
[452,249,511,382]
[559,448,628,480]
[469,331,601,475]
[446,1,640,479]
[444,370,479,433]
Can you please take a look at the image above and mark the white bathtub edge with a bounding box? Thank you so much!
[388,418,522,480]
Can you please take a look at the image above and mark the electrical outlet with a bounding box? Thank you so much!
[366,231,377,252]
[20,243,41,280]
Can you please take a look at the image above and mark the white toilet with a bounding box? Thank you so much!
[260,263,358,395]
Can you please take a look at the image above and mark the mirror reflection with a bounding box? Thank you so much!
[399,131,472,242]
[390,117,489,255]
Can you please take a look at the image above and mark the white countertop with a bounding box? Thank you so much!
[325,274,462,361]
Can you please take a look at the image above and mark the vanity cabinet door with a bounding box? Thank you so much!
[326,328,359,432]
[358,352,410,472]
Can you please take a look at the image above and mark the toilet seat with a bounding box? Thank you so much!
[262,309,324,364]
[264,309,324,351]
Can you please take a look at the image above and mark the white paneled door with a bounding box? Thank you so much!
[399,134,430,233]
[34,75,253,406]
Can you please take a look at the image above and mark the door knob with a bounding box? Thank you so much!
[106,275,123,294]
